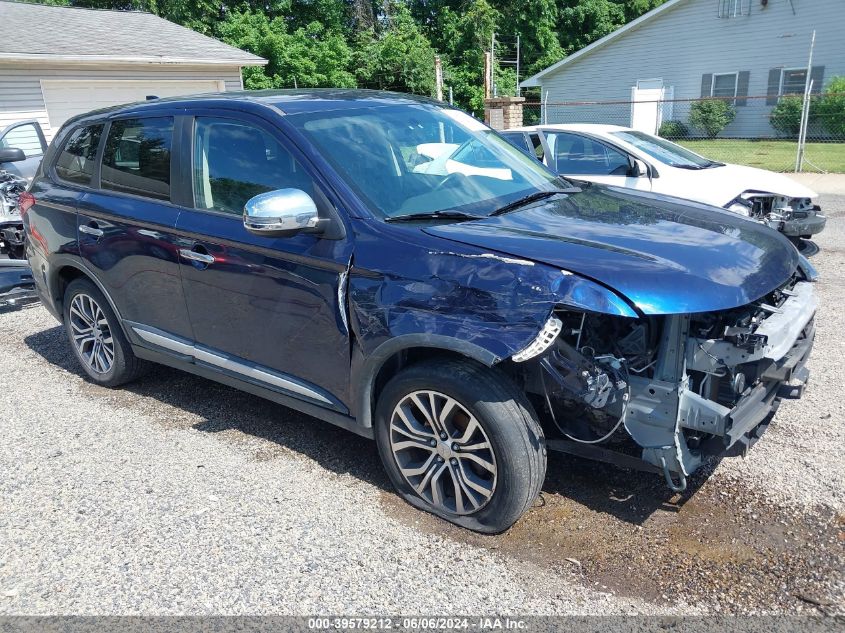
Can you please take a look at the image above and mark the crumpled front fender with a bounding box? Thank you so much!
[349,249,636,362]
[346,221,637,426]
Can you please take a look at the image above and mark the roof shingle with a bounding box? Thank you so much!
[0,1,266,65]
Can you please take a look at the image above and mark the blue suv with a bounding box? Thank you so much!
[23,90,816,532]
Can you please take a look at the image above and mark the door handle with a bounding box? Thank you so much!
[79,223,103,238]
[179,248,215,265]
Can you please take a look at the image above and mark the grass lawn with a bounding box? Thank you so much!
[677,139,845,173]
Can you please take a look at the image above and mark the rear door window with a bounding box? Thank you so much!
[54,124,104,186]
[101,117,173,201]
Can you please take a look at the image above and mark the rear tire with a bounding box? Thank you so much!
[62,278,146,387]
[375,358,546,533]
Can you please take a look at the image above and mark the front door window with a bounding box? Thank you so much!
[192,117,314,215]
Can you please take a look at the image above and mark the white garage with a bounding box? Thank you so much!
[39,79,227,130]
[0,1,267,141]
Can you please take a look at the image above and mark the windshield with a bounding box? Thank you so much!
[287,104,568,219]
[610,130,716,168]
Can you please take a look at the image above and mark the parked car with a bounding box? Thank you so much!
[24,91,817,533]
[503,124,826,240]
[0,120,48,259]
[0,120,48,182]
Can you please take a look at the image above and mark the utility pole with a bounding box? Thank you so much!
[515,34,521,97]
[483,51,492,99]
[449,86,453,105]
[434,56,443,101]
[490,32,497,97]
[795,29,816,172]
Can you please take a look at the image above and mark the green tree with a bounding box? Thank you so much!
[217,9,355,89]
[26,0,674,112]
[689,99,736,138]
[434,0,499,113]
[816,76,845,137]
[557,0,626,53]
[495,0,564,77]
[354,2,436,95]
[769,96,817,138]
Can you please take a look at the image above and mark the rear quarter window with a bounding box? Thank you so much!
[101,117,173,201]
[54,124,104,186]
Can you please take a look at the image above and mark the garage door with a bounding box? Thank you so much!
[41,79,225,131]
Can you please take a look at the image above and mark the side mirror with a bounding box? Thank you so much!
[243,189,322,237]
[0,148,26,163]
[630,158,648,177]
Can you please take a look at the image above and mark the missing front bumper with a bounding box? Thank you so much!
[781,206,826,238]
[636,282,816,487]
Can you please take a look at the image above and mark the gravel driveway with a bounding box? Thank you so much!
[0,198,843,616]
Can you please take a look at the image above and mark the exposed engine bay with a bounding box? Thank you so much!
[0,170,27,259]
[728,192,826,239]
[514,273,817,491]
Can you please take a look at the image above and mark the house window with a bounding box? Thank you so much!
[711,73,738,100]
[717,0,750,18]
[781,68,808,96]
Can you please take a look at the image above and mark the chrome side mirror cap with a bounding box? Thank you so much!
[243,189,322,237]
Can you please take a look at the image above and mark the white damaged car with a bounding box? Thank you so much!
[503,124,826,240]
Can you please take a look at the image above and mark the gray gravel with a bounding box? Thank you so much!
[714,195,845,511]
[0,196,843,616]
[0,300,694,616]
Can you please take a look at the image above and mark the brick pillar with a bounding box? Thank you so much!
[484,96,525,130]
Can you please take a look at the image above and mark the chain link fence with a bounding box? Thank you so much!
[522,94,845,173]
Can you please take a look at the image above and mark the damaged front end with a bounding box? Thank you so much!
[512,274,817,492]
[728,193,826,239]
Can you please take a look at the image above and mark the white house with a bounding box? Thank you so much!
[521,0,845,137]
[0,1,266,141]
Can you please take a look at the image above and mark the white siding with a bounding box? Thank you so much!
[0,63,243,141]
[41,79,225,129]
[537,0,845,136]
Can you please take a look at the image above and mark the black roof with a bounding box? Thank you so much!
[58,89,448,136]
[87,89,439,117]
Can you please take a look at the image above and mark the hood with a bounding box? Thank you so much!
[665,163,818,207]
[423,186,799,315]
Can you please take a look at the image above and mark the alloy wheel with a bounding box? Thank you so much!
[69,293,115,374]
[389,390,497,515]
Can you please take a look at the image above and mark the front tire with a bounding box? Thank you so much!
[63,278,145,387]
[375,358,546,533]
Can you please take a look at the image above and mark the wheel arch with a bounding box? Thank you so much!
[49,258,130,339]
[354,334,500,429]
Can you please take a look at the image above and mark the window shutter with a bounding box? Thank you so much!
[766,68,781,105]
[810,66,825,94]
[700,73,713,97]
[736,71,750,106]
